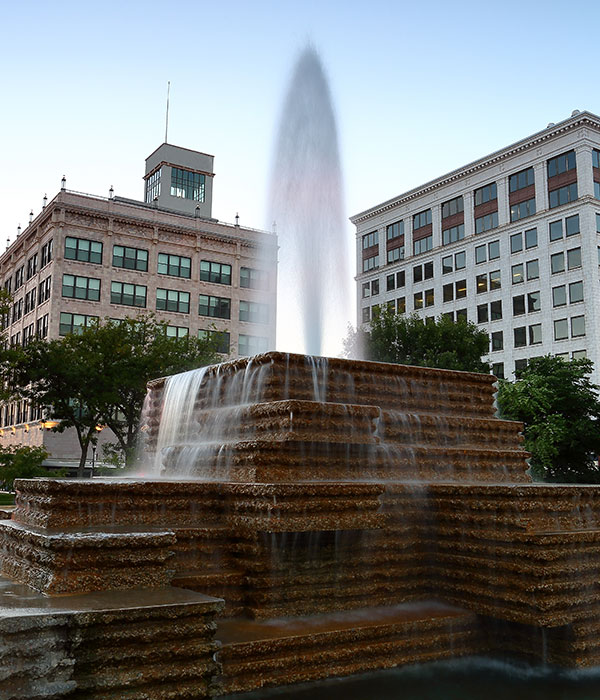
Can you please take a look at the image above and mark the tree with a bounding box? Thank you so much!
[345,309,490,373]
[8,315,221,476]
[0,445,53,491]
[497,355,600,483]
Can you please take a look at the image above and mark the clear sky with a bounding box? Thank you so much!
[2,0,600,346]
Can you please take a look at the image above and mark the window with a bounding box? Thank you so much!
[491,331,503,351]
[36,314,49,339]
[549,183,578,209]
[565,214,580,237]
[510,199,536,222]
[569,281,583,304]
[62,274,101,301]
[455,280,467,299]
[24,288,36,314]
[413,209,432,229]
[594,150,600,169]
[14,266,24,290]
[490,300,502,321]
[371,279,380,296]
[113,245,148,272]
[397,271,405,287]
[525,228,537,249]
[26,254,37,280]
[474,182,497,206]
[158,253,191,279]
[387,247,404,263]
[455,251,466,269]
[165,326,189,339]
[475,245,486,264]
[413,235,432,256]
[571,315,586,337]
[198,329,230,354]
[596,182,600,200]
[456,308,468,322]
[528,291,541,312]
[529,324,542,345]
[476,274,487,294]
[492,362,504,379]
[442,224,464,245]
[515,359,528,374]
[145,168,161,202]
[526,260,539,280]
[362,307,370,323]
[567,247,581,270]
[171,167,205,201]
[549,220,563,241]
[59,312,99,336]
[477,304,488,323]
[240,300,269,324]
[443,283,454,302]
[512,264,524,284]
[489,270,501,290]
[424,262,433,280]
[425,289,434,307]
[509,167,535,192]
[40,240,53,268]
[199,294,231,319]
[442,256,453,274]
[554,318,568,340]
[363,254,379,272]
[386,221,404,240]
[514,327,527,348]
[552,285,566,307]
[238,334,269,357]
[156,289,190,314]
[397,297,406,314]
[547,150,576,178]
[572,350,587,360]
[362,282,371,298]
[362,231,378,249]
[510,233,523,253]
[65,237,103,264]
[38,276,51,304]
[414,266,423,283]
[551,252,565,274]
[513,295,525,316]
[111,281,147,307]
[414,292,423,310]
[386,274,395,292]
[475,212,498,234]
[442,196,464,218]
[240,267,269,290]
[200,260,232,285]
[11,299,23,323]
[488,241,500,260]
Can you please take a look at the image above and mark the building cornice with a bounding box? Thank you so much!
[350,111,600,225]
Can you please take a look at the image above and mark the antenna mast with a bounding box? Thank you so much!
[165,81,171,143]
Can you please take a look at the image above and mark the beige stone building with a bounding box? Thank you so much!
[0,144,277,468]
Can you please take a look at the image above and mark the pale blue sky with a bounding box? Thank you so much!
[2,0,599,254]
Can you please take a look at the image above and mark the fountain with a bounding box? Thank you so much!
[4,351,600,698]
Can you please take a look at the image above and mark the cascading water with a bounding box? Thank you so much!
[268,47,351,357]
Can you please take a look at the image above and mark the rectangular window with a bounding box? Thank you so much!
[240,300,269,324]
[413,235,432,256]
[26,254,37,280]
[475,212,498,234]
[549,183,578,209]
[38,276,51,304]
[554,318,568,340]
[567,247,582,269]
[594,150,600,169]
[397,297,406,314]
[529,324,542,345]
[553,285,567,307]
[171,167,205,201]
[510,198,536,222]
[492,362,504,379]
[512,263,524,284]
[413,265,423,283]
[527,291,541,312]
[514,326,527,348]
[387,247,405,264]
[571,315,586,337]
[565,214,580,237]
[510,233,523,253]
[509,167,535,193]
[145,168,161,202]
[65,236,103,264]
[371,279,380,296]
[386,221,404,240]
[156,288,190,314]
[24,288,36,314]
[595,182,600,199]
[14,266,24,290]
[40,240,53,268]
[158,253,191,278]
[386,274,394,291]
[474,182,497,206]
[199,294,231,319]
[477,304,488,324]
[456,308,468,322]
[362,231,378,249]
[491,331,503,351]
[362,282,371,298]
[198,329,230,354]
[475,245,486,264]
[549,220,563,241]
[488,241,500,260]
[165,326,189,339]
[62,274,101,301]
[551,252,565,274]
[414,292,423,310]
[240,267,269,290]
[476,273,487,294]
[455,251,466,269]
[490,300,502,321]
[442,196,464,218]
[238,334,269,357]
[513,295,525,316]
[455,279,467,299]
[442,224,464,245]
[569,281,584,304]
[525,228,537,249]
[442,256,453,274]
[443,283,453,302]
[200,260,232,285]
[59,312,99,336]
[111,281,147,307]
[363,254,379,272]
[413,209,432,229]
[489,270,501,290]
[113,245,148,271]
[362,307,370,323]
[397,271,405,287]
[525,259,539,280]
[425,288,434,307]
[424,262,433,279]
[36,314,49,339]
[547,150,576,178]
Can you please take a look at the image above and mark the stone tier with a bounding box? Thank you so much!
[217,603,484,695]
[145,351,497,421]
[0,580,223,699]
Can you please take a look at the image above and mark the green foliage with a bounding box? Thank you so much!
[345,309,490,373]
[0,445,53,491]
[497,355,600,483]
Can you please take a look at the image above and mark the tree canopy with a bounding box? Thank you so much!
[344,309,490,373]
[7,315,221,475]
[497,355,600,483]
[0,445,53,491]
